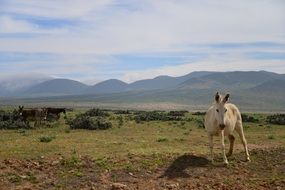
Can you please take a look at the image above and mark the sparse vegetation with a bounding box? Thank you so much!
[268,135,275,140]
[157,137,169,142]
[0,109,284,190]
[39,135,55,143]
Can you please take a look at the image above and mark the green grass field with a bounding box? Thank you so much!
[0,110,284,189]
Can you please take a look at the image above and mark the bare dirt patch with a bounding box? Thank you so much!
[0,147,284,190]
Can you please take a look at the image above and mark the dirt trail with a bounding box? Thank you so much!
[0,148,284,190]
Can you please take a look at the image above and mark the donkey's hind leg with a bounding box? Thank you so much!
[208,133,214,163]
[227,135,235,157]
[235,121,250,161]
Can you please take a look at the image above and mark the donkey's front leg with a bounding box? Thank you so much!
[220,130,228,165]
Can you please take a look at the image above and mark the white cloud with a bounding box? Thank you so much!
[0,16,68,34]
[1,0,113,19]
[0,0,284,54]
[0,0,284,82]
[0,16,35,33]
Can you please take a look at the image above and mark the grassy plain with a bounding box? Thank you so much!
[0,110,284,189]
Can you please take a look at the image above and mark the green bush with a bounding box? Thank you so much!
[134,110,185,123]
[0,110,31,129]
[267,114,285,125]
[114,110,131,114]
[241,114,259,123]
[117,115,124,127]
[68,115,112,130]
[83,108,110,117]
[157,137,168,142]
[134,111,168,123]
[39,135,55,143]
[192,112,206,116]
[168,110,188,117]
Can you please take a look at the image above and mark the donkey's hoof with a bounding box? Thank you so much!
[224,160,229,165]
[246,157,251,162]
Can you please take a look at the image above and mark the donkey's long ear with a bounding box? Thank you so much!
[223,94,230,103]
[215,92,220,103]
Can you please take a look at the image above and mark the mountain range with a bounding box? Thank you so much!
[1,71,285,111]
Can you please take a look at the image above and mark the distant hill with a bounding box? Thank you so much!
[128,71,214,91]
[25,79,88,96]
[179,71,285,90]
[85,79,128,94]
[128,76,179,91]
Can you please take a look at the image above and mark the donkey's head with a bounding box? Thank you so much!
[18,106,24,116]
[214,92,230,130]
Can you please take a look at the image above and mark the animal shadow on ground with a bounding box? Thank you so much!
[161,154,210,179]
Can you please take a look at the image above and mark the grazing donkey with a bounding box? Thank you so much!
[46,107,66,120]
[204,92,250,164]
[18,106,47,126]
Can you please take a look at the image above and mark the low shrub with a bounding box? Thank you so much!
[241,114,259,123]
[134,111,168,123]
[0,110,31,129]
[267,114,285,125]
[134,110,186,123]
[114,110,131,114]
[83,108,110,117]
[68,115,112,130]
[267,135,275,140]
[157,137,168,142]
[39,135,55,143]
[117,115,124,127]
[192,112,206,116]
[168,110,188,117]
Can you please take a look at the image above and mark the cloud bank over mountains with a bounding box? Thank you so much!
[0,0,284,82]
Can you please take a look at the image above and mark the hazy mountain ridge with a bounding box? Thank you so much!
[0,74,52,96]
[2,71,285,112]
[2,71,285,97]
[85,79,128,94]
[1,71,285,111]
[24,79,89,96]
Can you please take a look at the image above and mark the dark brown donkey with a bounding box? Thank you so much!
[46,107,66,120]
[18,106,47,126]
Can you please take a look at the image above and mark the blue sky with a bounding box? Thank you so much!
[0,0,284,84]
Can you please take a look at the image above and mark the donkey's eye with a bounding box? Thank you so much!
[225,109,227,112]
[216,109,219,112]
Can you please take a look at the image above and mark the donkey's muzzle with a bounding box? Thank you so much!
[219,124,226,130]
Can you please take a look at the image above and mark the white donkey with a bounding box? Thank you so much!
[204,92,250,164]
